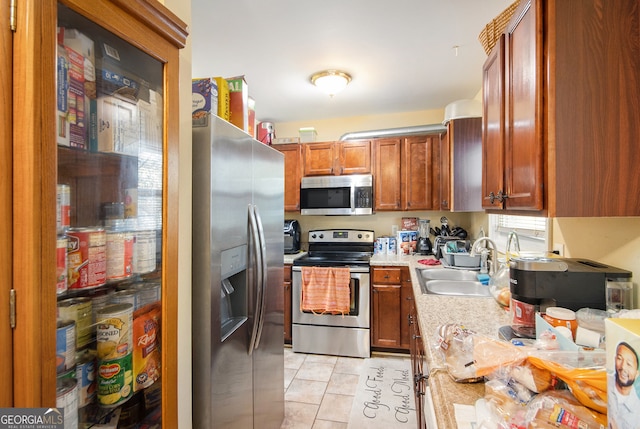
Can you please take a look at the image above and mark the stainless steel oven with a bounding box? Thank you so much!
[291,229,374,358]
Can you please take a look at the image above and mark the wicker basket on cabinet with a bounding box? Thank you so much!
[478,0,521,55]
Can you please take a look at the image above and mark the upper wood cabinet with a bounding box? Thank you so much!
[276,144,302,211]
[373,138,402,211]
[483,0,640,216]
[402,135,439,211]
[303,140,372,176]
[7,2,186,426]
[433,130,450,210]
[448,118,482,212]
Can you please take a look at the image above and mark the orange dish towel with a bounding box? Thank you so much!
[301,266,351,315]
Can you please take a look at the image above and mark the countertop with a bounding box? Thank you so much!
[370,253,511,428]
[284,251,307,265]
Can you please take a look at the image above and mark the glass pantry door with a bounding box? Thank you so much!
[55,4,166,426]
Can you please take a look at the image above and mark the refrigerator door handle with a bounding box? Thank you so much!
[252,204,268,350]
[248,204,264,356]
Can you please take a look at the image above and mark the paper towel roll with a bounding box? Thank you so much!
[575,326,602,348]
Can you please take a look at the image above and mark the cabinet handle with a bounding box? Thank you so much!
[442,200,448,206]
[489,190,509,204]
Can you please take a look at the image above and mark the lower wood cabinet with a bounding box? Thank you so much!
[284,265,292,344]
[371,266,414,351]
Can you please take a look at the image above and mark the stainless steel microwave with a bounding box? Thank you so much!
[300,174,373,215]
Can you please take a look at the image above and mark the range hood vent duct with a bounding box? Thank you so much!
[339,124,446,141]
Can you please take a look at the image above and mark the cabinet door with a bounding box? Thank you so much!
[400,268,413,349]
[371,267,402,349]
[504,0,544,210]
[402,135,436,210]
[372,284,402,348]
[1,1,12,406]
[303,142,335,176]
[373,138,401,211]
[284,265,292,343]
[433,130,450,210]
[450,118,482,212]
[482,35,506,209]
[337,140,372,175]
[12,2,186,424]
[278,144,302,211]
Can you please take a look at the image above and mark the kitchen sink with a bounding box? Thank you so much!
[416,268,491,297]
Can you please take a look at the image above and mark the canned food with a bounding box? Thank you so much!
[67,227,107,289]
[97,354,133,408]
[89,289,113,333]
[133,230,156,274]
[57,235,68,295]
[109,289,138,310]
[56,378,78,429]
[56,320,76,373]
[58,297,93,349]
[106,230,134,281]
[76,348,97,407]
[56,184,71,233]
[96,303,133,360]
[135,282,161,308]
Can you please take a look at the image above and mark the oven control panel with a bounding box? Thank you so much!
[308,229,374,244]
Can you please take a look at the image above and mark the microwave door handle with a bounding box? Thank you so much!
[350,184,356,214]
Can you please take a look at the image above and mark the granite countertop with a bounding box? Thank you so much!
[370,253,511,428]
[284,251,307,265]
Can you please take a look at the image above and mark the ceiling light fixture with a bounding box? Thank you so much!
[310,70,352,97]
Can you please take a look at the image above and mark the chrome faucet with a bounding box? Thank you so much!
[470,237,499,276]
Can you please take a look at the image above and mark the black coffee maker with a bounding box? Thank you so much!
[417,219,433,255]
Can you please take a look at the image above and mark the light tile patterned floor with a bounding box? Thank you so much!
[281,348,409,429]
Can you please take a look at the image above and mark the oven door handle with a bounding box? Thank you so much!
[248,204,267,355]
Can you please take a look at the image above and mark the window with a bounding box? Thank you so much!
[487,214,549,257]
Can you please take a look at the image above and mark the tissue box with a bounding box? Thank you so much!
[605,318,640,429]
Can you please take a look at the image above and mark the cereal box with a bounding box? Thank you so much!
[226,75,249,133]
[192,78,218,125]
[605,318,640,429]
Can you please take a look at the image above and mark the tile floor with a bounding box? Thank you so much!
[281,347,410,429]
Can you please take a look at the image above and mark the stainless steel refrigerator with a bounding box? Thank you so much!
[192,115,284,429]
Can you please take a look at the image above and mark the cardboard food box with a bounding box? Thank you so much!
[605,318,640,429]
[94,95,139,156]
[56,43,87,149]
[58,28,97,150]
[397,230,418,255]
[402,217,419,231]
[192,78,218,125]
[226,76,249,133]
[248,96,256,139]
[215,77,230,121]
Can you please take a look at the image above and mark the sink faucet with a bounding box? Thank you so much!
[470,237,498,276]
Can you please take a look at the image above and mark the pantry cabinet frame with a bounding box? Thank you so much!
[11,2,186,425]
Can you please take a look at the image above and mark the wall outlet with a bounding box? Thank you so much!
[552,243,564,256]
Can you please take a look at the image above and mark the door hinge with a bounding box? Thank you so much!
[10,289,16,329]
[10,0,17,31]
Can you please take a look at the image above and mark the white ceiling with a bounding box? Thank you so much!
[191,0,513,124]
